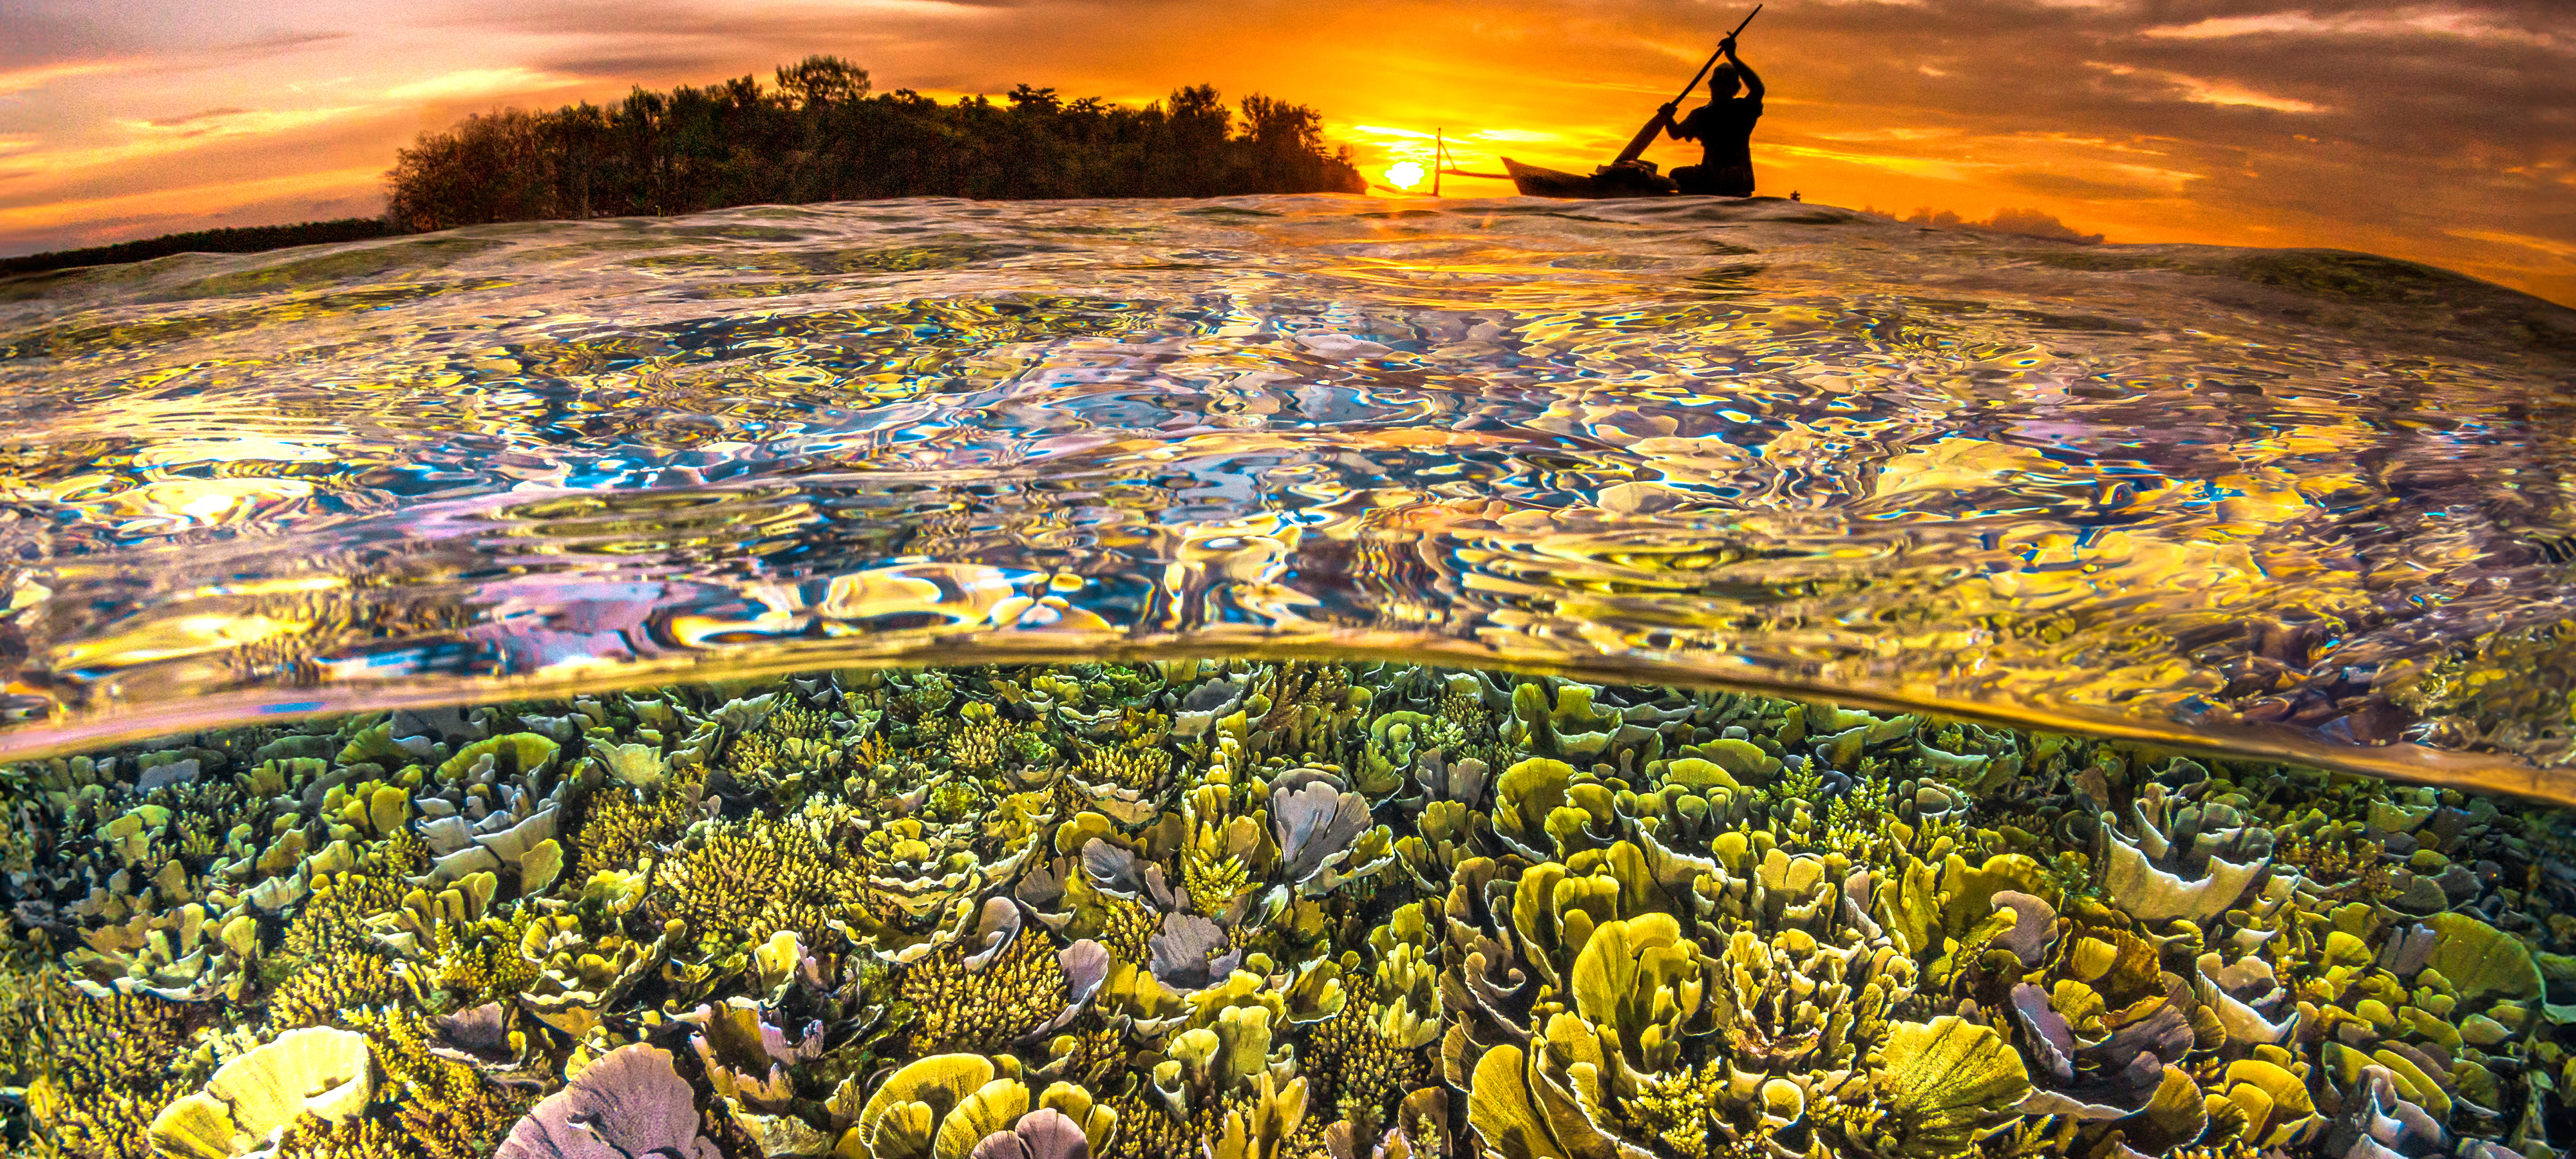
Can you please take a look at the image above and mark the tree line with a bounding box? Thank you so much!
[0,219,399,277]
[386,57,1366,231]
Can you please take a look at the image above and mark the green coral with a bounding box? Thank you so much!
[0,663,2566,1159]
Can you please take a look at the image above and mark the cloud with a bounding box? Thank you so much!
[0,105,393,205]
[1759,142,1984,184]
[0,0,2565,303]
[122,107,364,141]
[486,0,992,41]
[539,53,738,80]
[2450,229,2576,261]
[0,164,385,239]
[2143,8,2564,48]
[144,108,251,128]
[2005,169,2176,200]
[1808,127,1960,143]
[0,35,350,91]
[386,67,583,102]
[0,61,121,98]
[226,32,354,55]
[2087,62,2327,113]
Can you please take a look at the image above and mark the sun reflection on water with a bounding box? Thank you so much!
[0,194,2571,798]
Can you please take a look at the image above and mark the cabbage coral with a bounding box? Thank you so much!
[0,665,2562,1159]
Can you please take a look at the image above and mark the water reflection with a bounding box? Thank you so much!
[1,196,2571,796]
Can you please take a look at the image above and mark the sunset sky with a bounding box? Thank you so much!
[3,0,2570,303]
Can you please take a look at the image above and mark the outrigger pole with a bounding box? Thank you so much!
[1438,129,1512,183]
[1435,132,1512,185]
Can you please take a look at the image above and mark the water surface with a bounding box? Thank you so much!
[3,194,2572,796]
[6,197,2576,1158]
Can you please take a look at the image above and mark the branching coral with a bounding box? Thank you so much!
[654,815,867,947]
[6,978,200,1159]
[1,663,2570,1159]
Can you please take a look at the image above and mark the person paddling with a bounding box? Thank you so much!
[1660,36,1763,196]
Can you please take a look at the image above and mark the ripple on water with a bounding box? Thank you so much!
[0,194,2572,798]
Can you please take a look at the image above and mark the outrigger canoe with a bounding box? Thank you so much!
[1495,5,1763,200]
[1501,158,1680,200]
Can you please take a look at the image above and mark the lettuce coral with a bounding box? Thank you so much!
[0,665,2564,1159]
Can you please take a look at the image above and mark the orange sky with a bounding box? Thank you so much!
[3,0,2570,303]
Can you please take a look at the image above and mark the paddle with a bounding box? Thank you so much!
[1611,4,1761,167]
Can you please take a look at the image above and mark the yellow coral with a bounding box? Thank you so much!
[426,912,545,1006]
[570,771,705,879]
[341,1006,533,1159]
[1297,975,1429,1145]
[1078,744,1171,793]
[267,947,406,1028]
[656,816,866,945]
[25,1073,193,1159]
[272,1112,418,1159]
[896,921,1074,1057]
[281,871,408,960]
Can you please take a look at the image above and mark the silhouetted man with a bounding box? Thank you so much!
[1661,36,1763,196]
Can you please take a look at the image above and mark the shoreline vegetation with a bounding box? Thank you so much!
[387,57,1367,231]
[2,56,1365,275]
[0,219,402,278]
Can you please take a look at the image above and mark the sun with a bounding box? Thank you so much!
[1383,160,1425,190]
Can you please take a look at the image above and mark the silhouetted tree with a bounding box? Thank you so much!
[0,219,399,276]
[384,57,1366,231]
[775,56,870,108]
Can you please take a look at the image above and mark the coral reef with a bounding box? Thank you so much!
[0,663,2571,1158]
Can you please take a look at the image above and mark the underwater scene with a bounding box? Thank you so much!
[2,197,2574,1159]
[2,665,2571,1159]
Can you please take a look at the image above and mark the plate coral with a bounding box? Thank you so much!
[0,661,2566,1158]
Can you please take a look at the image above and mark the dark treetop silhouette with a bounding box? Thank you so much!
[385,56,1366,231]
[0,219,401,276]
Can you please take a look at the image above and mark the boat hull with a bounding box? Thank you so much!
[1502,158,1680,199]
